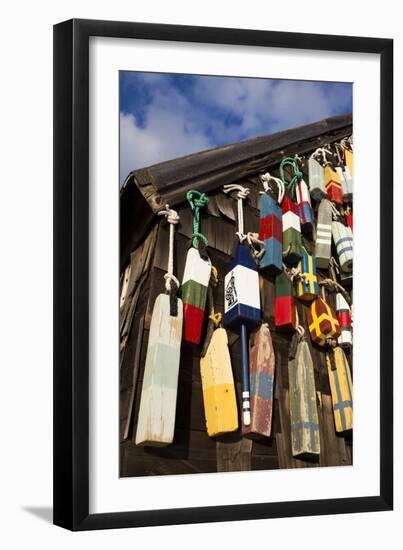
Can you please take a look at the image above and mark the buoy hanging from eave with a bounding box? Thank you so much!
[288,334,320,456]
[297,247,319,302]
[307,296,341,347]
[332,221,353,273]
[282,195,303,266]
[259,174,283,274]
[324,164,343,205]
[336,293,352,347]
[223,184,261,427]
[315,199,333,270]
[275,271,296,331]
[181,190,211,345]
[135,206,183,446]
[327,347,353,432]
[243,323,275,438]
[308,156,327,201]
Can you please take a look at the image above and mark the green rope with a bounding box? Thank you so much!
[186,190,209,249]
[279,157,303,199]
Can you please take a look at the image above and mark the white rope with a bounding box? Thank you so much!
[259,172,285,204]
[246,232,265,259]
[223,184,250,238]
[310,147,332,165]
[158,204,180,292]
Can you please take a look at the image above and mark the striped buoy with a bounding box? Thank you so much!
[297,247,319,302]
[336,293,352,346]
[181,191,211,344]
[332,221,353,273]
[307,297,341,346]
[223,184,261,427]
[327,347,353,432]
[324,164,343,205]
[282,196,303,265]
[315,199,333,269]
[308,155,327,201]
[181,248,211,344]
[259,174,283,274]
[275,271,296,331]
[336,166,353,202]
[296,179,313,233]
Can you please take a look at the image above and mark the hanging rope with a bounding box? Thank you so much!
[259,172,285,204]
[246,232,265,260]
[310,146,332,166]
[208,266,222,328]
[158,204,180,316]
[223,184,250,240]
[186,190,209,250]
[279,156,303,198]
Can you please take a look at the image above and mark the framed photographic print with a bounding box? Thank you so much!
[53,19,393,530]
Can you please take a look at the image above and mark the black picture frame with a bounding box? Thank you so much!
[53,18,393,531]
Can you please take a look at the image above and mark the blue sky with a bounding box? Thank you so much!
[120,71,352,183]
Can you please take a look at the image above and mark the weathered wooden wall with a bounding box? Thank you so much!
[120,163,352,477]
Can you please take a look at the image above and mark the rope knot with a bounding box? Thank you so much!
[193,193,208,209]
[158,204,179,225]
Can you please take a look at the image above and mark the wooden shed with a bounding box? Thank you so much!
[119,113,353,477]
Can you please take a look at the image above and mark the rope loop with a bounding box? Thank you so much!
[209,312,222,328]
[279,156,303,199]
[259,172,285,204]
[186,190,209,249]
[223,184,250,240]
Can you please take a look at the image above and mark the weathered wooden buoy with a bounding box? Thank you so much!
[281,196,303,265]
[223,184,261,426]
[181,190,211,344]
[308,154,327,201]
[259,173,283,274]
[307,295,341,347]
[297,247,319,302]
[136,206,183,446]
[332,221,353,273]
[324,164,343,205]
[243,324,275,438]
[275,271,296,331]
[288,329,320,456]
[315,198,333,269]
[200,326,239,437]
[327,347,353,432]
[336,293,352,346]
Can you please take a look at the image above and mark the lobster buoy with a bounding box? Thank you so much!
[297,247,319,302]
[296,179,313,233]
[332,221,353,273]
[324,164,343,205]
[282,196,303,265]
[308,155,327,201]
[336,293,352,346]
[259,180,283,274]
[307,296,341,346]
[315,199,333,269]
[275,271,296,331]
[327,347,353,432]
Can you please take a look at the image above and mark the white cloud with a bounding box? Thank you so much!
[120,74,351,182]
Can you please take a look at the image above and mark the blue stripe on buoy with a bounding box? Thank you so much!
[224,304,261,330]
